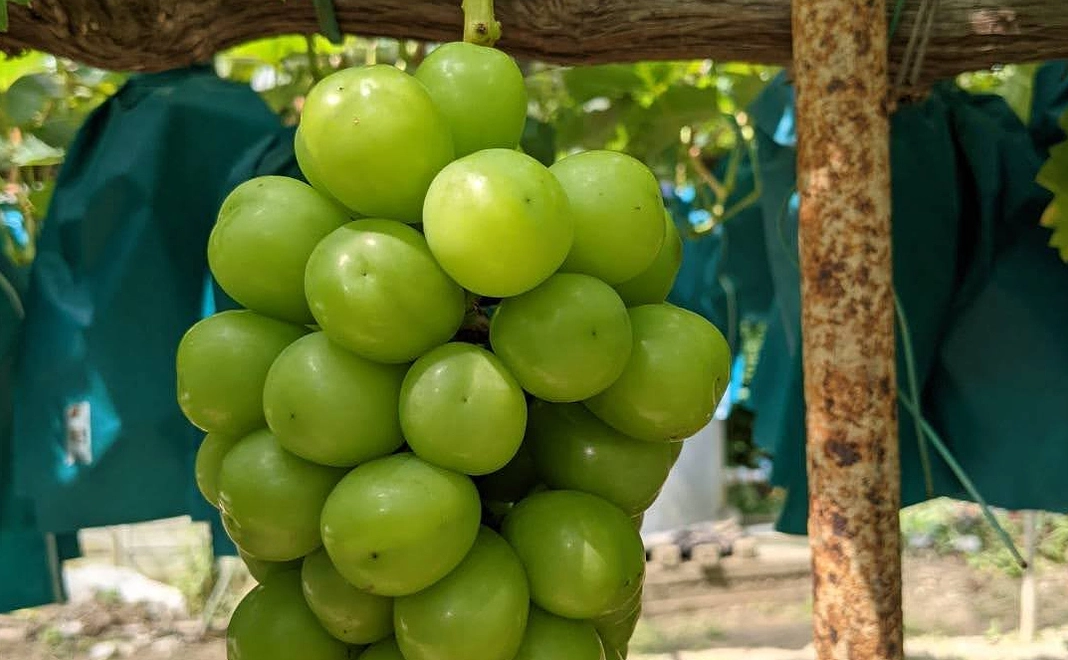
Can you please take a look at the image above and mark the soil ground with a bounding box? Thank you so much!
[2,542,1065,660]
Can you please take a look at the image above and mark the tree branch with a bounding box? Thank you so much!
[0,0,1065,84]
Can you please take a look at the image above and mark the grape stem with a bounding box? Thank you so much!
[461,0,502,46]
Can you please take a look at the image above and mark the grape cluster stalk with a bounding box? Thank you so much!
[176,39,732,660]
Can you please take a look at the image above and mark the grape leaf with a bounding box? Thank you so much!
[562,65,645,104]
[1037,141,1068,199]
[1039,201,1068,262]
[2,72,63,127]
[520,117,555,167]
[0,51,49,91]
[10,134,64,167]
[1037,115,1068,262]
[34,109,86,149]
[27,180,55,220]
[621,84,720,162]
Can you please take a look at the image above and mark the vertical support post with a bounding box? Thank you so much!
[792,0,903,658]
[1019,510,1038,641]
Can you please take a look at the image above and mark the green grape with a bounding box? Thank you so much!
[194,431,241,507]
[489,273,632,402]
[239,550,302,584]
[359,639,405,660]
[474,441,538,504]
[630,512,645,530]
[226,569,351,660]
[584,303,732,442]
[512,606,606,660]
[526,401,675,515]
[320,453,481,596]
[304,219,466,364]
[217,429,346,562]
[299,65,454,222]
[399,342,527,476]
[208,175,349,324]
[395,527,529,660]
[593,565,643,653]
[263,332,407,467]
[551,150,664,284]
[502,490,644,620]
[423,148,573,297]
[613,209,683,306]
[176,310,306,436]
[414,42,527,157]
[302,548,394,645]
[295,124,345,208]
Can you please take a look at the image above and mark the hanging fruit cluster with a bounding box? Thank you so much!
[177,35,731,660]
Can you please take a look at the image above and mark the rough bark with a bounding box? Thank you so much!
[793,0,904,657]
[0,0,1066,84]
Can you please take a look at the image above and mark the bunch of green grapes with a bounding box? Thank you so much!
[177,41,731,660]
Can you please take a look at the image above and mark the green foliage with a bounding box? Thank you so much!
[526,60,775,181]
[901,499,1068,577]
[725,481,784,519]
[214,35,422,124]
[1037,110,1068,262]
[0,52,124,265]
[957,64,1038,123]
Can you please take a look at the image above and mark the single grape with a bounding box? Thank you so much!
[194,432,241,507]
[602,645,626,660]
[239,550,302,584]
[474,441,538,504]
[217,429,346,562]
[422,149,573,297]
[593,565,643,652]
[550,150,664,284]
[526,401,675,515]
[208,175,349,324]
[299,65,454,222]
[511,606,605,660]
[176,310,306,436]
[359,639,405,660]
[304,219,466,364]
[501,490,644,620]
[613,209,683,306]
[414,42,527,157]
[226,569,351,660]
[302,548,394,645]
[295,124,344,207]
[584,303,731,442]
[264,332,407,467]
[489,273,632,402]
[320,453,481,596]
[630,512,645,530]
[399,342,527,476]
[395,527,529,660]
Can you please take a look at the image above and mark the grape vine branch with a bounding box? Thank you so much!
[0,0,1065,85]
[462,0,501,47]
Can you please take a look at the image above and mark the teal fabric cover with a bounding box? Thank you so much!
[2,252,80,612]
[2,67,301,611]
[672,63,1068,534]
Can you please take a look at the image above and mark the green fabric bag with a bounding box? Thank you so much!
[4,67,297,611]
[678,63,1068,534]
[2,242,81,612]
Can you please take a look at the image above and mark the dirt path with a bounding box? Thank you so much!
[1,550,1065,660]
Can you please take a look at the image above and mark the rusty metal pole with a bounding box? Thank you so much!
[792,0,903,658]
